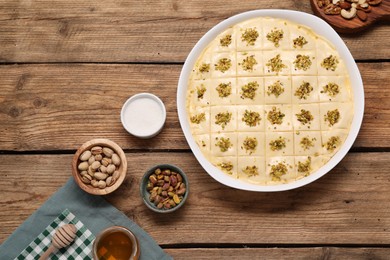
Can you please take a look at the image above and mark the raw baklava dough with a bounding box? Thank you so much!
[186,17,353,185]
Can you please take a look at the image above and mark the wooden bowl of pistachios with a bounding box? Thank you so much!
[72,138,127,195]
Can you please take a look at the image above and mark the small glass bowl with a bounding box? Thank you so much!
[92,226,140,260]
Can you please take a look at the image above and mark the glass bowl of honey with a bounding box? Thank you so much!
[93,226,140,260]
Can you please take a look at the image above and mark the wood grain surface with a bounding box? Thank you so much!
[165,248,390,259]
[0,63,389,151]
[1,152,389,245]
[0,0,389,63]
[0,0,389,258]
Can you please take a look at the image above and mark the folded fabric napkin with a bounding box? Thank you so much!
[0,177,172,260]
[16,209,94,260]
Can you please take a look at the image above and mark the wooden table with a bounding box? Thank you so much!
[1,1,389,259]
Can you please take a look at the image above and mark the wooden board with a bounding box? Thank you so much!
[0,63,389,151]
[0,0,389,62]
[310,0,390,33]
[1,152,389,245]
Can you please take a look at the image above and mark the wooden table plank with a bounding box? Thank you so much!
[0,1,388,63]
[165,248,390,259]
[0,63,388,151]
[1,152,389,244]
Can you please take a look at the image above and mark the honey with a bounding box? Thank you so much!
[96,231,133,260]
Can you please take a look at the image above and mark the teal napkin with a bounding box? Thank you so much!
[0,178,172,260]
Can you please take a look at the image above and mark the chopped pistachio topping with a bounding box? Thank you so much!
[215,137,232,152]
[214,58,232,73]
[321,83,340,97]
[218,162,233,174]
[266,54,287,73]
[241,28,259,46]
[325,136,341,152]
[199,63,210,73]
[294,81,313,100]
[220,34,232,47]
[201,140,206,147]
[267,106,285,125]
[243,165,259,177]
[293,36,308,48]
[241,81,259,100]
[266,29,284,47]
[270,162,288,181]
[269,136,287,151]
[324,109,340,126]
[215,112,232,129]
[267,80,285,97]
[242,110,261,127]
[293,54,312,71]
[240,55,258,71]
[196,84,206,99]
[321,55,339,71]
[300,137,316,150]
[216,82,232,98]
[190,113,206,124]
[296,109,314,125]
[297,157,312,175]
[242,137,258,153]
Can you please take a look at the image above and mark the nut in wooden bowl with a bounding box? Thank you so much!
[72,138,127,195]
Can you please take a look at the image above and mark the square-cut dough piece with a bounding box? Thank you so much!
[316,41,347,76]
[238,132,265,156]
[265,131,294,157]
[188,106,210,135]
[288,24,317,50]
[210,106,237,133]
[236,105,265,132]
[211,133,237,157]
[295,155,330,179]
[294,131,323,156]
[265,105,293,131]
[265,156,296,183]
[289,50,317,76]
[320,102,353,130]
[292,103,321,131]
[236,20,262,51]
[192,49,213,80]
[236,77,264,105]
[321,129,349,156]
[318,76,352,103]
[291,76,319,104]
[263,51,291,76]
[262,18,291,50]
[237,51,264,77]
[264,76,292,104]
[211,156,238,178]
[210,28,237,53]
[210,78,237,106]
[237,156,268,184]
[188,79,212,107]
[211,52,237,78]
[193,134,211,158]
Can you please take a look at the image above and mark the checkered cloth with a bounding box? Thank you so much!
[15,209,95,260]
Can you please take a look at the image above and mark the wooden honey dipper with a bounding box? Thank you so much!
[39,224,77,260]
